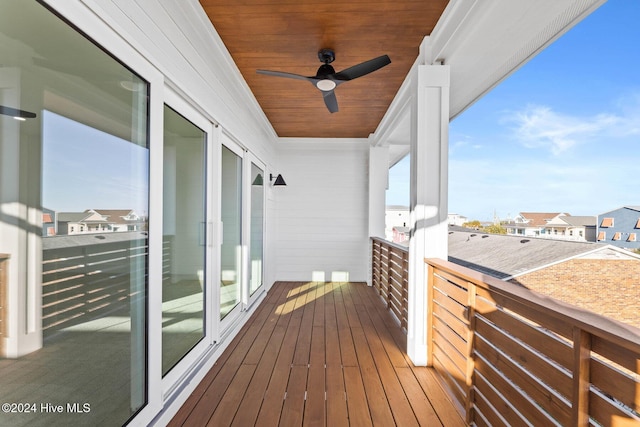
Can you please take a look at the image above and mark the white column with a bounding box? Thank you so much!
[407,64,450,366]
[0,68,42,358]
[367,145,389,287]
[368,146,389,239]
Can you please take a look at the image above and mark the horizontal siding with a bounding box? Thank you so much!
[275,142,369,281]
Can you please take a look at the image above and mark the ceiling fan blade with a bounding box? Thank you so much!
[256,69,313,82]
[333,55,391,81]
[322,90,339,113]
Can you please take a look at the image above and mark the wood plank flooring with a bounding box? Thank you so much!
[170,281,465,426]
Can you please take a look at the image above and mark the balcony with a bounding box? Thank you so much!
[168,238,640,425]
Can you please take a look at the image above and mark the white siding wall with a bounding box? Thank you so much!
[61,0,281,286]
[275,140,370,282]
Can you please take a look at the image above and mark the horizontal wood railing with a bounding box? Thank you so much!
[426,257,640,426]
[42,233,149,336]
[371,237,409,330]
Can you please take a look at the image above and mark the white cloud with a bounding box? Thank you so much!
[504,105,621,155]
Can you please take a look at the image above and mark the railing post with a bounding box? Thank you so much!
[572,328,591,427]
[426,262,434,367]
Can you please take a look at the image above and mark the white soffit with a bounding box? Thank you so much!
[434,0,607,119]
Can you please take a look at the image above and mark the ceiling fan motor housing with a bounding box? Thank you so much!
[318,48,335,64]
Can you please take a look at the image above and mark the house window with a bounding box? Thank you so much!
[0,1,149,425]
[601,217,614,227]
[597,231,606,241]
[628,233,637,242]
[636,218,640,229]
[613,232,622,241]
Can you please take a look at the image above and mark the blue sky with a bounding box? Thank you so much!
[42,111,149,215]
[387,1,640,221]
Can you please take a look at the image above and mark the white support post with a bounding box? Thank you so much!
[407,64,450,366]
[0,68,43,358]
[368,146,389,240]
[367,145,389,287]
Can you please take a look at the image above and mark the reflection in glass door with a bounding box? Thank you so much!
[0,2,150,425]
[220,145,242,319]
[161,105,206,376]
[249,162,264,298]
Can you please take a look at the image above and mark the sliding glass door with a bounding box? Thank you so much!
[247,157,265,306]
[219,140,266,329]
[161,103,208,379]
[0,1,149,425]
[220,143,243,324]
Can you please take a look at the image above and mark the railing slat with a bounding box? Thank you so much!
[474,371,522,427]
[590,358,640,413]
[589,390,640,427]
[475,315,573,399]
[475,355,554,426]
[475,333,572,424]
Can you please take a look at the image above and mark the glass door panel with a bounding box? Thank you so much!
[220,145,242,319]
[161,105,206,376]
[1,2,149,425]
[249,162,264,298]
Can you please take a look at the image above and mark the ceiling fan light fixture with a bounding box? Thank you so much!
[316,79,336,91]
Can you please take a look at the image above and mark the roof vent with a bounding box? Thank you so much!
[470,234,477,237]
[482,235,489,238]
[520,239,530,244]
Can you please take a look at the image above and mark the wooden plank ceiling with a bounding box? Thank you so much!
[199,0,449,138]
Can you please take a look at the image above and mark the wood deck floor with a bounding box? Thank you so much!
[169,281,465,427]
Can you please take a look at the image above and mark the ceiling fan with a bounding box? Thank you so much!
[257,49,391,113]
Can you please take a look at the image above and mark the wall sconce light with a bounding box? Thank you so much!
[270,173,286,186]
[252,173,263,186]
[0,105,37,120]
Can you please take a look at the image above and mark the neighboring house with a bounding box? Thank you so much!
[392,226,410,245]
[504,212,569,237]
[42,208,57,237]
[448,228,640,329]
[543,215,596,242]
[57,211,113,235]
[88,209,145,232]
[385,205,410,242]
[596,206,640,250]
[447,213,468,226]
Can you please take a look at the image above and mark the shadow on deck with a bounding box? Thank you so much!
[170,281,464,426]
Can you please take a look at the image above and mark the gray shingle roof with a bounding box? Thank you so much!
[559,215,596,227]
[447,228,606,279]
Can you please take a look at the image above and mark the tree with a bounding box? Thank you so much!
[482,224,507,234]
[462,220,482,229]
